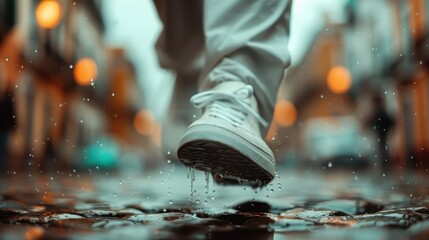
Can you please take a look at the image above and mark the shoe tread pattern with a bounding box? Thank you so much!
[178,140,273,185]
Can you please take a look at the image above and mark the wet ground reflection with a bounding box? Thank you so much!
[0,167,428,239]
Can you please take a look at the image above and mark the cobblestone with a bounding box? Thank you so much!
[0,167,428,239]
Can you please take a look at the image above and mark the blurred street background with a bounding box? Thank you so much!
[0,0,428,173]
[1,0,429,239]
[1,0,429,174]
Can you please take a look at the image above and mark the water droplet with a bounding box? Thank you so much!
[111,93,115,96]
[5,58,9,62]
[205,171,210,192]
[187,167,196,197]
[328,162,332,168]
[69,65,73,69]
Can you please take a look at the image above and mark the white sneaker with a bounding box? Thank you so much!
[177,81,275,186]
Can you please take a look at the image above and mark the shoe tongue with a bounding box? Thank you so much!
[212,81,247,93]
[212,81,255,108]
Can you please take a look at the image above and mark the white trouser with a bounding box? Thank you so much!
[155,0,292,132]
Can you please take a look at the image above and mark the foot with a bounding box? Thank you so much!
[177,81,275,186]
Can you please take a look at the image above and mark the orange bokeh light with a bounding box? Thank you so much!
[73,58,98,86]
[327,66,352,94]
[35,0,62,29]
[134,110,156,136]
[274,100,297,127]
[24,226,45,240]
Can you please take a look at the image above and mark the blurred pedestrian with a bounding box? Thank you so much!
[156,0,292,186]
[0,81,16,169]
[368,93,394,172]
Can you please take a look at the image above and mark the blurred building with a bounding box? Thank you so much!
[343,0,429,171]
[0,0,156,172]
[272,0,429,172]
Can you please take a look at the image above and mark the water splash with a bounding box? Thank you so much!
[205,172,210,194]
[186,167,196,197]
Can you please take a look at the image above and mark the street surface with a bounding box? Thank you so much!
[0,164,428,239]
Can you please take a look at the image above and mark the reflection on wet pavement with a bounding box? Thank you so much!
[0,167,428,240]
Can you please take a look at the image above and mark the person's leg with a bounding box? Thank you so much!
[200,0,292,131]
[154,0,205,159]
[177,0,292,185]
[153,0,204,75]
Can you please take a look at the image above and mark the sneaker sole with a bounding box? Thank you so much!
[177,124,275,186]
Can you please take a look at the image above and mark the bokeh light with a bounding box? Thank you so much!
[73,58,98,86]
[134,109,156,136]
[327,66,352,94]
[274,100,297,127]
[24,226,45,240]
[35,0,63,29]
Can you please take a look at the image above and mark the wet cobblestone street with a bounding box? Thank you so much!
[0,166,428,240]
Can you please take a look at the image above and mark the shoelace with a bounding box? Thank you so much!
[190,85,268,128]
